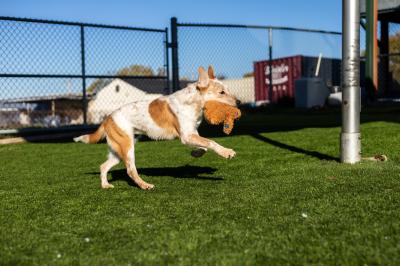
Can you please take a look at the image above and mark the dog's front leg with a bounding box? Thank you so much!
[191,147,207,158]
[181,134,236,159]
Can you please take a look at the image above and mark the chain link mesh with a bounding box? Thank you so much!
[361,21,400,97]
[0,20,82,75]
[178,26,269,79]
[2,16,398,132]
[386,22,400,96]
[177,24,341,104]
[84,27,165,76]
[271,29,341,103]
[0,18,168,130]
[177,25,268,104]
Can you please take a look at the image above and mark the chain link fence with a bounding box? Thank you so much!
[360,20,400,98]
[176,24,269,104]
[0,17,168,131]
[384,22,400,97]
[174,21,342,105]
[1,16,398,133]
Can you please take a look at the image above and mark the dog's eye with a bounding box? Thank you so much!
[220,91,225,95]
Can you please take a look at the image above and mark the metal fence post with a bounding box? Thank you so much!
[341,0,361,164]
[365,0,378,99]
[164,27,171,94]
[80,25,87,126]
[170,17,180,92]
[380,20,389,96]
[268,28,273,103]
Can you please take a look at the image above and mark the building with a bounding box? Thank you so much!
[1,94,85,128]
[254,55,342,104]
[1,78,168,128]
[87,78,166,123]
[221,77,255,103]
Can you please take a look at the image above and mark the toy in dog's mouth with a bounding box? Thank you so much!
[203,100,241,134]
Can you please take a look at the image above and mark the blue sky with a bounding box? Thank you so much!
[1,0,343,99]
[1,0,342,31]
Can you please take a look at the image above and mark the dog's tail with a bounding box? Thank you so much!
[74,122,105,144]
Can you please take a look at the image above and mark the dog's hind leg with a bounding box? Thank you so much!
[103,116,154,190]
[123,145,154,190]
[100,151,120,189]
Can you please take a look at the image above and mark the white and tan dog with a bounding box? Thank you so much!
[74,66,240,190]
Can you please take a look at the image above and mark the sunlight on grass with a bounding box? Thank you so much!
[1,110,400,265]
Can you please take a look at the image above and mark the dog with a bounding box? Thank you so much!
[74,66,240,190]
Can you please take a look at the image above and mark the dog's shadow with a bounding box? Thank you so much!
[86,165,222,187]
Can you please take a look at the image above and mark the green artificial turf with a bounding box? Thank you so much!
[1,107,400,265]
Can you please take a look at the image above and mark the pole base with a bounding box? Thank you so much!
[340,132,361,164]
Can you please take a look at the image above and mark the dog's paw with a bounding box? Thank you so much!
[101,183,114,189]
[191,148,207,158]
[219,148,236,159]
[139,182,155,190]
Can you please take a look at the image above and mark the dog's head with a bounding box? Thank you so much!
[196,66,241,107]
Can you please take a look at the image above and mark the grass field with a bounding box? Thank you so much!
[1,107,400,265]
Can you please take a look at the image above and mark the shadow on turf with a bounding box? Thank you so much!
[86,165,222,187]
[11,105,400,144]
[251,133,339,162]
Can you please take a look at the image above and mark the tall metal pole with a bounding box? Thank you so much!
[341,0,361,164]
[170,17,180,92]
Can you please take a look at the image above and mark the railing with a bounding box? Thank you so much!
[1,15,398,134]
[171,18,342,104]
[0,16,169,132]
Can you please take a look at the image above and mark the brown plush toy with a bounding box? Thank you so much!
[204,100,241,134]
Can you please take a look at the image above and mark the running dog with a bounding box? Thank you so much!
[74,66,240,190]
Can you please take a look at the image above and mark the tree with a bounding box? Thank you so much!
[87,64,156,94]
[116,64,154,76]
[243,72,254,78]
[179,76,191,81]
[388,32,400,82]
[87,78,111,94]
[156,67,166,77]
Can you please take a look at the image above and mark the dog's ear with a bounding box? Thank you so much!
[208,65,216,79]
[197,66,209,91]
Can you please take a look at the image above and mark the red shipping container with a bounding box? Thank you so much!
[254,55,302,103]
